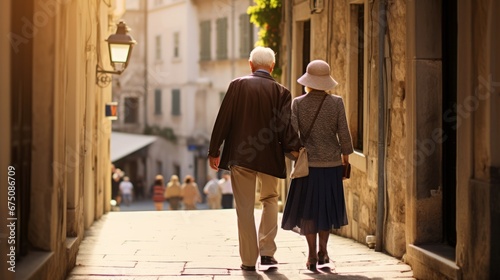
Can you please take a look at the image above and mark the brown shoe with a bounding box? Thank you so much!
[240,264,256,271]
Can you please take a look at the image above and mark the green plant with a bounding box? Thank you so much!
[143,125,177,143]
[248,0,282,78]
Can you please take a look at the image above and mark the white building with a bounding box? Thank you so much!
[113,0,257,194]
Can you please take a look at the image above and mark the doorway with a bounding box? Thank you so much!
[301,20,311,95]
[441,0,457,247]
[11,1,34,257]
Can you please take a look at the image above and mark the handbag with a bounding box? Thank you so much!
[342,163,351,179]
[290,94,328,179]
[290,147,308,179]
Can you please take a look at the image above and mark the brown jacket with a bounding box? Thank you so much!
[208,71,300,178]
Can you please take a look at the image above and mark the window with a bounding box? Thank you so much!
[155,35,161,60]
[239,13,253,58]
[154,89,162,115]
[216,17,228,60]
[348,2,366,152]
[200,20,211,61]
[173,164,180,179]
[124,97,139,123]
[173,32,180,58]
[156,160,163,176]
[171,89,181,116]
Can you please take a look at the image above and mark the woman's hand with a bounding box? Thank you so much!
[342,154,349,165]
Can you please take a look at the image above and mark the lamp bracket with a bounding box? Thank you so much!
[96,64,123,88]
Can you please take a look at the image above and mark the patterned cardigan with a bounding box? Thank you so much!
[291,90,354,167]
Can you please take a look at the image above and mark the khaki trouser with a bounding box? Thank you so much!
[206,195,222,209]
[230,165,279,267]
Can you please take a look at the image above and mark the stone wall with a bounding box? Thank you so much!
[290,0,407,258]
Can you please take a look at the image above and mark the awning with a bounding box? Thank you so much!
[110,132,157,162]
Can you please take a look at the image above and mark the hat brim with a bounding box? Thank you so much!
[297,73,338,91]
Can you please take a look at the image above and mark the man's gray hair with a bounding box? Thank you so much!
[249,46,275,68]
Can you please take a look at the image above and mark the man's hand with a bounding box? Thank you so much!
[208,156,220,171]
[290,151,299,159]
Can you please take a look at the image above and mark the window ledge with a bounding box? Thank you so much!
[350,151,367,172]
[407,244,460,279]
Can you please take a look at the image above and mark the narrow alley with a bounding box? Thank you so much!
[67,207,414,279]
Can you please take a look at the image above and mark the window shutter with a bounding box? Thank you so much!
[154,89,162,115]
[199,21,211,61]
[216,17,228,60]
[171,89,181,116]
[155,35,161,60]
[239,14,253,58]
[173,32,180,58]
[124,97,139,123]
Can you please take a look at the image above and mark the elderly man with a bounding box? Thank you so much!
[208,46,300,271]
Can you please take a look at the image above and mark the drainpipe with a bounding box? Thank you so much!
[285,1,292,90]
[375,0,386,252]
[283,1,292,203]
[143,0,148,128]
[231,0,235,79]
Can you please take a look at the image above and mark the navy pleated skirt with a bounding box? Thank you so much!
[281,166,348,235]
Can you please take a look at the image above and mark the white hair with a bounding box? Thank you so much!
[249,46,275,68]
[305,86,333,94]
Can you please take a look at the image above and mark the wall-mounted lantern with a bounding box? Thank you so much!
[310,0,324,14]
[105,102,118,120]
[96,20,136,87]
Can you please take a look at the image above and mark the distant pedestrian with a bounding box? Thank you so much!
[134,176,145,200]
[219,172,234,209]
[208,46,301,271]
[111,172,121,206]
[152,175,165,211]
[281,60,354,271]
[181,175,201,210]
[164,175,182,210]
[203,175,222,209]
[119,176,134,206]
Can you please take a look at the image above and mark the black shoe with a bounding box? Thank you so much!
[240,264,256,271]
[318,251,330,265]
[306,257,317,271]
[261,256,278,265]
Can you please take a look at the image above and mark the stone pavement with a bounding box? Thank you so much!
[67,209,415,280]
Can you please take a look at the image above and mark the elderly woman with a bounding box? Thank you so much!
[164,175,182,210]
[180,175,201,210]
[281,60,354,271]
[152,175,165,211]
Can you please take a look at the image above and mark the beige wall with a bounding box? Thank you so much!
[455,0,500,278]
[3,0,116,278]
[405,0,500,279]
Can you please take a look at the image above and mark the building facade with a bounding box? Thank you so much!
[281,0,499,279]
[0,0,124,279]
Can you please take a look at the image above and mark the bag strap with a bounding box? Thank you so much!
[298,94,328,143]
